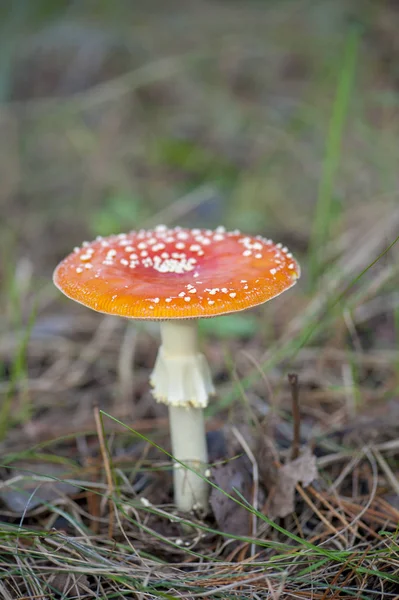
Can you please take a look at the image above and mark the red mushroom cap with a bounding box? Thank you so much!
[53,225,300,319]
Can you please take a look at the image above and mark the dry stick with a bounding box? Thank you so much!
[86,456,101,535]
[76,435,101,535]
[288,373,300,460]
[93,404,115,539]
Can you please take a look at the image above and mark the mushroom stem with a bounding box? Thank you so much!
[169,404,208,513]
[150,320,214,512]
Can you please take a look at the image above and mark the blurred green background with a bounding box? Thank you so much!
[1,0,398,276]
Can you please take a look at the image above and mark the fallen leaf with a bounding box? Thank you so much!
[210,457,252,540]
[268,447,318,519]
[0,461,80,514]
[255,434,279,491]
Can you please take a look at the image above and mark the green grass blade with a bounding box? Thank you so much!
[308,27,360,286]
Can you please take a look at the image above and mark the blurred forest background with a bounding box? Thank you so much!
[1,1,399,598]
[1,0,399,270]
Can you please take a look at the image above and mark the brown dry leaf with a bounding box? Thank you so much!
[255,434,279,491]
[269,447,318,519]
[210,456,252,540]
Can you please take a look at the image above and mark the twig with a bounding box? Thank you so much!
[93,404,115,539]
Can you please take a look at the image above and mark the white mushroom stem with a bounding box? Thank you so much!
[168,405,208,513]
[150,320,214,512]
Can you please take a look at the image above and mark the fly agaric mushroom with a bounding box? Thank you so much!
[53,225,300,513]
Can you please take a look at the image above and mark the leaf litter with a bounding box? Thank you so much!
[1,221,399,598]
[268,447,318,519]
[210,456,253,542]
